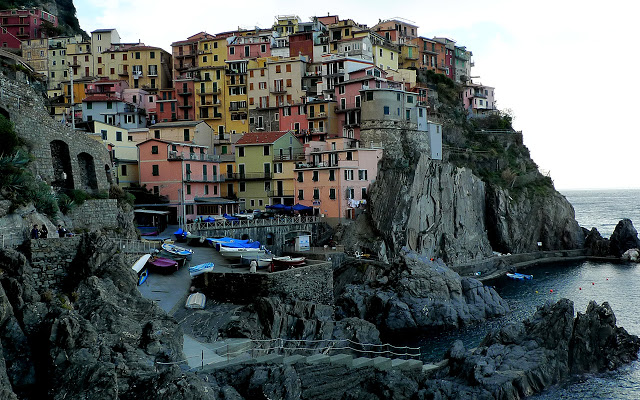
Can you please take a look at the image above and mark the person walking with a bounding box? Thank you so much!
[57,224,67,238]
[30,225,39,239]
[40,224,48,239]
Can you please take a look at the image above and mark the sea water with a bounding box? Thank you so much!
[394,189,640,398]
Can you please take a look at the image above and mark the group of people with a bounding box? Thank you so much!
[30,224,69,239]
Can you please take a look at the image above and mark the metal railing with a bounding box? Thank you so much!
[186,215,320,232]
[109,238,159,254]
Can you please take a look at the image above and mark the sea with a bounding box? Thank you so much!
[397,189,640,399]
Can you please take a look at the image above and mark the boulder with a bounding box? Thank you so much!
[621,248,640,262]
[584,227,611,256]
[610,219,640,257]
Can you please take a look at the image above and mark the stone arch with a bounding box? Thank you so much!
[0,106,10,120]
[50,140,74,189]
[77,152,98,190]
[240,233,249,240]
[105,164,113,184]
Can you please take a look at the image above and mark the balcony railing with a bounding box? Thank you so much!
[273,153,305,161]
[168,151,232,162]
[307,112,327,120]
[335,102,361,113]
[196,88,221,95]
[267,190,295,197]
[226,172,273,180]
[184,174,226,183]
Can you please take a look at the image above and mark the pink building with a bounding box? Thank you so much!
[85,79,129,98]
[137,138,238,224]
[334,66,387,139]
[462,83,495,117]
[0,7,57,48]
[228,34,272,61]
[294,137,382,220]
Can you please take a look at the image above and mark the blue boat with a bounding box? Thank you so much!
[206,237,260,250]
[189,262,215,277]
[506,272,533,280]
[173,228,188,242]
[161,243,194,260]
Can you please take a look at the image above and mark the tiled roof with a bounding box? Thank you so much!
[236,131,289,145]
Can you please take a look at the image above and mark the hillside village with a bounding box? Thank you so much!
[11,9,499,225]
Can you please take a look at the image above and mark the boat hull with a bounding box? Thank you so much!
[506,272,533,280]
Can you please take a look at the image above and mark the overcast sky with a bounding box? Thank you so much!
[75,0,639,190]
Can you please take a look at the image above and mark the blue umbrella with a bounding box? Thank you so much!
[292,203,312,211]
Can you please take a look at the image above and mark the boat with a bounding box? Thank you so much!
[161,243,194,260]
[189,262,215,277]
[186,233,206,246]
[173,228,188,242]
[218,246,269,261]
[132,254,151,286]
[240,254,273,268]
[506,272,533,280]
[185,292,206,309]
[270,256,306,272]
[146,256,179,273]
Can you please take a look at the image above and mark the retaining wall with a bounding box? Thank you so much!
[28,236,81,292]
[193,260,333,305]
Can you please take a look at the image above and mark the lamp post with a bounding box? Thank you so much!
[69,67,75,130]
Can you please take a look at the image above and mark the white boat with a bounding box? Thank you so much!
[161,243,194,260]
[189,262,215,277]
[218,246,269,260]
[185,293,206,309]
[132,254,151,286]
[240,254,273,268]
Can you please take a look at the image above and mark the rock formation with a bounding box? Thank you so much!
[335,251,509,332]
[609,218,640,257]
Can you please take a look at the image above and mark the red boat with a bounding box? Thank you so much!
[146,256,179,273]
[270,256,306,272]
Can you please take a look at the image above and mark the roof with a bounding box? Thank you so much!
[152,120,205,128]
[236,131,289,145]
[136,138,207,148]
[91,28,116,33]
[194,197,241,205]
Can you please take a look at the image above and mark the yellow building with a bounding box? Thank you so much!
[399,41,419,69]
[124,45,172,94]
[67,40,94,79]
[91,121,142,187]
[371,37,399,71]
[195,36,227,132]
[273,15,301,36]
[224,58,249,135]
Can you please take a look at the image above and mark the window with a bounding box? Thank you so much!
[239,181,246,192]
[186,185,191,195]
[116,131,122,141]
[329,188,336,200]
[107,102,113,109]
[183,129,189,141]
[346,152,353,160]
[297,171,304,182]
[121,165,127,176]
[229,47,235,55]
[101,130,107,140]
[406,109,411,121]
[154,130,160,139]
[298,189,304,200]
[329,169,335,181]
[151,145,158,154]
[286,78,292,87]
[150,51,155,59]
[313,171,319,181]
[344,169,353,180]
[238,147,245,157]
[379,49,383,57]
[313,188,319,200]
[264,181,271,192]
[276,65,281,73]
[264,163,271,174]
[152,165,159,176]
[135,51,140,59]
[261,44,266,53]
[407,96,414,103]
[263,145,270,156]
[358,169,368,180]
[338,86,345,95]
[274,162,283,173]
[204,185,209,195]
[87,102,93,110]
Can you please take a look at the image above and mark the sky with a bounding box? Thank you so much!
[75,0,640,190]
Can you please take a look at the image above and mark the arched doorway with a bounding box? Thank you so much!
[50,140,74,189]
[77,152,98,190]
[0,106,10,120]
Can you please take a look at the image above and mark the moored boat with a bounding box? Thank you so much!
[161,243,194,260]
[270,256,306,272]
[186,233,205,246]
[173,228,188,242]
[189,262,215,277]
[240,254,273,268]
[132,254,151,286]
[506,272,533,280]
[146,256,179,273]
[219,246,269,261]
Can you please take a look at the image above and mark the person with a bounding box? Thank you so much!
[30,225,39,239]
[57,224,67,238]
[40,224,48,239]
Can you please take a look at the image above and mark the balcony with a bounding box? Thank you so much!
[196,88,221,95]
[212,113,223,119]
[229,105,247,112]
[175,52,196,58]
[335,102,361,113]
[270,86,286,94]
[226,172,273,180]
[148,71,158,77]
[177,88,192,95]
[178,104,192,109]
[273,152,305,161]
[168,151,231,162]
[225,68,246,75]
[176,63,194,71]
[184,174,226,183]
[307,112,327,120]
[267,190,294,197]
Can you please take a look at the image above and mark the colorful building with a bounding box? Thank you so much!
[0,7,58,49]
[294,137,382,220]
[234,131,304,209]
[462,83,495,117]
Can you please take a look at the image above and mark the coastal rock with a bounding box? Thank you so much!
[335,253,509,331]
[369,155,493,264]
[584,227,611,256]
[609,219,640,257]
[621,248,640,262]
[485,185,584,254]
[440,299,640,399]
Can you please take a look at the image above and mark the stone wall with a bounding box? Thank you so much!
[0,76,113,192]
[28,236,81,292]
[360,120,430,161]
[68,199,120,231]
[194,260,333,305]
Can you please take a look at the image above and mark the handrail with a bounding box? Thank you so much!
[186,215,321,232]
[108,237,159,254]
